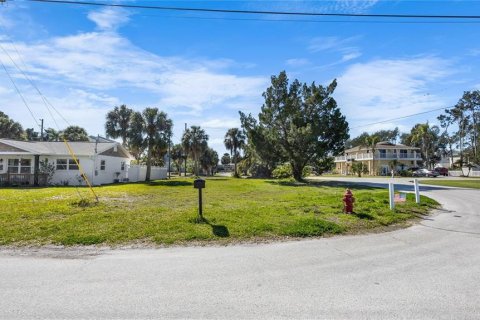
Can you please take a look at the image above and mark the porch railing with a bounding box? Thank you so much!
[0,173,48,187]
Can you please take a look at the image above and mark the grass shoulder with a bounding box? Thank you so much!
[420,179,480,189]
[0,177,438,247]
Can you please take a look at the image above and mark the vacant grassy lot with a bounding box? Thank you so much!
[421,179,480,189]
[0,178,438,246]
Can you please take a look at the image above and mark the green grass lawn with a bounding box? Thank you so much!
[420,179,480,189]
[0,177,438,246]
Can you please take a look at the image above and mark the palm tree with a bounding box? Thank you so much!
[44,128,60,141]
[142,108,173,181]
[127,111,147,161]
[410,123,440,169]
[200,147,219,176]
[224,128,246,177]
[170,144,185,175]
[182,126,208,176]
[126,108,172,180]
[363,134,380,175]
[105,105,133,146]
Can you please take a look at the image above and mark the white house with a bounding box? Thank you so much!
[0,139,166,186]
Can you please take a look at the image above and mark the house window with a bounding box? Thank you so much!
[20,159,31,173]
[56,159,68,170]
[379,149,386,159]
[121,161,125,171]
[400,150,407,158]
[68,159,79,170]
[8,159,19,173]
[100,160,106,170]
[0,159,3,171]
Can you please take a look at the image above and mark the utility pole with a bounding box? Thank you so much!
[184,123,187,177]
[168,134,171,179]
[39,118,44,141]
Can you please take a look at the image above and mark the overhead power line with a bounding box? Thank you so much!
[351,107,446,129]
[25,0,480,20]
[0,57,40,127]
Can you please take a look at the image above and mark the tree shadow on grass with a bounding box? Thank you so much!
[353,212,375,220]
[144,180,193,187]
[192,217,230,238]
[264,179,378,191]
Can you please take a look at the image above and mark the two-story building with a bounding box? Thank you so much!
[334,141,421,175]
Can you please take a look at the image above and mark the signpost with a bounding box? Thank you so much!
[194,179,205,220]
[413,179,420,204]
[389,183,395,210]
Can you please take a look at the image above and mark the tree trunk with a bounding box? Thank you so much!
[145,148,152,181]
[291,162,304,182]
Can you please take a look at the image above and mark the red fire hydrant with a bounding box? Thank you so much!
[343,189,355,214]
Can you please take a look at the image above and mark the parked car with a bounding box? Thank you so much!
[434,167,449,176]
[412,168,440,177]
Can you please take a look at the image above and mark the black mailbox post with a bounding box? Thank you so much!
[194,179,205,219]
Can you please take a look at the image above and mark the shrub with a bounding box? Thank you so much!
[272,163,313,179]
[272,163,293,179]
[399,170,413,177]
[351,162,369,177]
[303,165,313,177]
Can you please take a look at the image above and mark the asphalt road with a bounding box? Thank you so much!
[1,178,479,319]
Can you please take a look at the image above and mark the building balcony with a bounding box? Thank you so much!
[334,153,421,162]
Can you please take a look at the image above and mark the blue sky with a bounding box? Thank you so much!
[1,0,480,154]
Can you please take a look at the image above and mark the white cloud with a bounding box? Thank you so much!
[468,49,480,57]
[0,29,266,113]
[0,7,267,155]
[341,51,362,62]
[308,36,362,64]
[286,58,310,67]
[87,7,130,31]
[328,0,379,13]
[200,118,240,130]
[335,57,453,133]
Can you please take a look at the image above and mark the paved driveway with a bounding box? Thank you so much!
[0,178,479,319]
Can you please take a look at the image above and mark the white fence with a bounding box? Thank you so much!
[449,170,480,177]
[128,165,168,182]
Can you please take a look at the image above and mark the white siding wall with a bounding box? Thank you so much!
[127,165,167,182]
[449,170,480,177]
[0,154,167,185]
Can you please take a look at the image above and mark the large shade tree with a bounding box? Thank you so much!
[182,125,208,176]
[221,153,231,165]
[60,125,89,141]
[105,105,133,146]
[129,108,172,181]
[0,111,24,139]
[240,71,349,181]
[224,128,245,177]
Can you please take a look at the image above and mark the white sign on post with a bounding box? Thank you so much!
[389,183,395,210]
[414,179,420,204]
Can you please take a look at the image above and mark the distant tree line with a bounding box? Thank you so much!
[344,90,480,173]
[0,111,89,142]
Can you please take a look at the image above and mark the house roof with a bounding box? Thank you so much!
[0,139,132,158]
[345,141,420,153]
